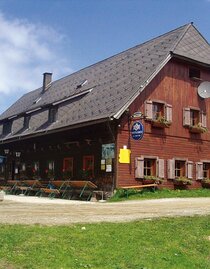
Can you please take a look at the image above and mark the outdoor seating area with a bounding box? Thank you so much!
[0,179,98,201]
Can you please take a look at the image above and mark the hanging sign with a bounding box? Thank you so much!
[131,121,144,140]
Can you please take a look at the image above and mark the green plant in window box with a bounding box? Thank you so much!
[201,178,210,188]
[152,116,171,128]
[173,177,192,185]
[189,122,208,134]
[143,175,163,184]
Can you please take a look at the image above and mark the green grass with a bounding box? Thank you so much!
[0,216,210,269]
[109,188,210,202]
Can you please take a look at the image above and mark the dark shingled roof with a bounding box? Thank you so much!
[0,23,210,141]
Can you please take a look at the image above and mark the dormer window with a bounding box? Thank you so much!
[48,107,57,123]
[3,121,12,135]
[24,115,30,129]
[76,79,88,89]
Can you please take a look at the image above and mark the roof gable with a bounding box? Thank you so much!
[172,23,210,64]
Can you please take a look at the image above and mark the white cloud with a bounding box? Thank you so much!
[0,12,72,96]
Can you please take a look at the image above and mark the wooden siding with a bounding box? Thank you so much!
[116,59,210,187]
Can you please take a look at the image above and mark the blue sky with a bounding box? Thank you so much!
[0,0,210,114]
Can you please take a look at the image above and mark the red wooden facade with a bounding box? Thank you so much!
[116,59,210,188]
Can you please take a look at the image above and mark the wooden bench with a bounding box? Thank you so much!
[121,184,157,198]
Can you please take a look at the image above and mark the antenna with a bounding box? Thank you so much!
[198,81,210,99]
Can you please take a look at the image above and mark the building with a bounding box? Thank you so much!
[0,23,210,192]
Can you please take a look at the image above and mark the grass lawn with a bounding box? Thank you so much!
[0,216,210,269]
[109,188,210,202]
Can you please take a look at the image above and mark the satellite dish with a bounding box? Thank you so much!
[198,81,210,98]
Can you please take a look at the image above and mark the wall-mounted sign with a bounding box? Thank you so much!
[131,121,144,140]
[102,143,115,159]
[119,146,131,164]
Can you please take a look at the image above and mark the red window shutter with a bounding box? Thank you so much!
[196,162,203,180]
[183,108,191,126]
[135,157,144,178]
[201,112,207,128]
[157,159,165,178]
[167,159,175,179]
[144,100,153,120]
[187,161,193,179]
[165,104,172,122]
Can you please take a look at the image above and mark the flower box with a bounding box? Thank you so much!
[151,117,171,128]
[173,177,192,186]
[189,124,208,134]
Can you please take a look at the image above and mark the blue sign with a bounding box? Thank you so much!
[131,121,144,140]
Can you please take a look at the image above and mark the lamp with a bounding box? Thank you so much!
[15,152,21,157]
[4,149,9,155]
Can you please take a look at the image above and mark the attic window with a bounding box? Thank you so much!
[189,68,200,80]
[76,79,88,89]
[49,107,58,123]
[24,115,30,129]
[3,121,12,135]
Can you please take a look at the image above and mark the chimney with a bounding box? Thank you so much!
[42,72,52,92]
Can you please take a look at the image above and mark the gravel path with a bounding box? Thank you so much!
[0,195,210,225]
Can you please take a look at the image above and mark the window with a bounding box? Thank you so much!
[203,163,210,178]
[196,161,210,180]
[168,159,193,179]
[63,157,73,178]
[183,108,207,131]
[24,115,30,129]
[83,155,94,178]
[175,160,186,177]
[135,157,164,179]
[152,102,164,120]
[49,107,58,123]
[189,68,200,79]
[190,110,199,126]
[145,100,172,124]
[3,121,12,135]
[144,158,156,176]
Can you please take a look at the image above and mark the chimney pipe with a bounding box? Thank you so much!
[42,72,52,92]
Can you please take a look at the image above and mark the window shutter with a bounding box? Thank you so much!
[135,157,144,178]
[183,108,190,126]
[201,112,207,128]
[145,100,153,120]
[157,159,165,178]
[165,104,172,122]
[196,162,203,180]
[167,159,175,179]
[187,161,193,179]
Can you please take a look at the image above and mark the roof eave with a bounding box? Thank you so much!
[171,53,210,68]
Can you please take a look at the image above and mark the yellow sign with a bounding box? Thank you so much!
[119,148,131,163]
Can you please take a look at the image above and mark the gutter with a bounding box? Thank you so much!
[113,53,172,119]
[0,117,111,144]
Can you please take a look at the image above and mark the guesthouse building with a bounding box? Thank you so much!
[0,23,210,192]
